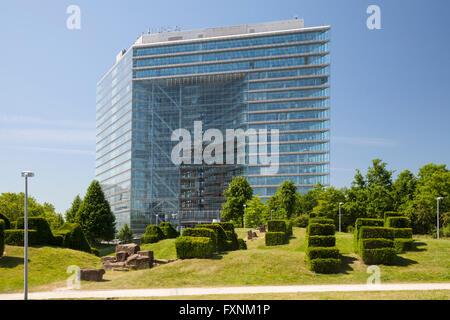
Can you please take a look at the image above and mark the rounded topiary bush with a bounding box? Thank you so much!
[175,236,214,259]
[159,222,179,239]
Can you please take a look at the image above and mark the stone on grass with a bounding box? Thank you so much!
[79,269,105,281]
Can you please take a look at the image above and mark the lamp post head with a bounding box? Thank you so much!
[21,171,34,178]
[437,197,444,201]
[339,202,344,206]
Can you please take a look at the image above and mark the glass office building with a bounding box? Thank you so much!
[96,20,330,234]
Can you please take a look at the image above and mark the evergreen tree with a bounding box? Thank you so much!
[244,195,266,228]
[75,180,116,243]
[118,223,133,243]
[65,194,82,223]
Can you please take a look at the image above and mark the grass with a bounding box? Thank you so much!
[1,228,449,296]
[111,290,450,300]
[77,228,450,291]
[0,245,101,293]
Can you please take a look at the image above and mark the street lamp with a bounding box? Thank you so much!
[271,209,274,220]
[339,202,344,233]
[437,197,444,239]
[243,204,246,228]
[21,171,34,301]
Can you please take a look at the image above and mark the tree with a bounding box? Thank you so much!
[65,195,82,223]
[277,180,298,219]
[118,223,133,243]
[75,180,116,243]
[392,170,417,211]
[311,186,345,222]
[244,195,266,228]
[221,177,253,227]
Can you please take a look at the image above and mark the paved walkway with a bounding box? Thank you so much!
[1,283,449,300]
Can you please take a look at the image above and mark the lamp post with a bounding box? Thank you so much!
[243,204,246,228]
[339,202,344,233]
[21,171,34,301]
[437,197,444,239]
[271,209,274,220]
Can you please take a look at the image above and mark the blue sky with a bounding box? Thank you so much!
[0,0,449,214]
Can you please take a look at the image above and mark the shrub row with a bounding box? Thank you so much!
[393,239,414,253]
[175,236,214,259]
[4,229,39,246]
[183,228,217,251]
[307,223,335,236]
[308,258,341,273]
[353,218,384,253]
[360,248,396,265]
[384,211,403,222]
[54,223,93,254]
[267,220,286,233]
[393,228,413,239]
[266,220,289,246]
[265,232,286,246]
[309,218,334,225]
[382,213,413,253]
[307,235,336,247]
[306,247,340,260]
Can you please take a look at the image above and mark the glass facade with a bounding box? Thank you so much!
[97,22,330,234]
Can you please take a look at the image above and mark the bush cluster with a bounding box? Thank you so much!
[183,227,217,251]
[305,218,340,274]
[140,225,165,244]
[383,213,414,253]
[175,236,214,259]
[353,218,384,253]
[356,223,398,265]
[196,224,227,252]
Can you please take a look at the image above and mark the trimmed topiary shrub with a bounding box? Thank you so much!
[354,218,385,252]
[307,223,335,236]
[306,235,336,247]
[359,227,395,241]
[0,213,11,229]
[175,236,214,259]
[143,225,165,242]
[309,218,334,225]
[359,238,394,250]
[0,219,5,257]
[384,211,403,222]
[265,232,286,246]
[183,228,217,251]
[394,239,414,253]
[308,258,341,273]
[224,230,239,251]
[267,220,286,233]
[361,248,396,265]
[285,220,293,237]
[140,234,159,244]
[196,224,227,252]
[4,229,39,246]
[159,222,179,239]
[238,238,247,250]
[54,223,92,253]
[90,247,100,256]
[392,228,413,239]
[306,247,340,260]
[16,217,56,245]
[386,217,411,229]
[217,222,234,233]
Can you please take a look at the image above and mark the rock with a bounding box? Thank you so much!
[252,232,258,238]
[116,251,129,262]
[128,257,152,270]
[115,243,140,256]
[138,250,153,259]
[79,269,105,281]
[247,230,253,239]
[100,256,116,264]
[153,258,172,264]
[259,224,267,232]
[103,261,126,270]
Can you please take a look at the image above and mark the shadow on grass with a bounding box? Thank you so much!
[409,241,427,252]
[0,256,25,268]
[395,255,418,267]
[339,255,357,274]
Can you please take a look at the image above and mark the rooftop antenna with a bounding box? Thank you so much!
[294,15,298,20]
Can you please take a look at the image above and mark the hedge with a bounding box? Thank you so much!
[225,231,239,251]
[353,219,385,252]
[0,219,5,257]
[4,229,38,246]
[196,224,227,252]
[386,217,411,229]
[183,228,217,251]
[0,213,11,229]
[140,234,160,244]
[306,247,340,260]
[307,223,335,236]
[159,222,179,239]
[359,238,394,250]
[384,211,403,222]
[90,247,100,256]
[16,217,56,245]
[265,232,286,246]
[238,238,247,250]
[309,218,334,225]
[267,220,286,233]
[175,236,214,259]
[394,239,414,253]
[217,222,234,233]
[392,228,413,239]
[54,223,92,253]
[359,227,395,240]
[144,225,165,242]
[307,258,341,274]
[307,235,336,247]
[285,220,293,237]
[361,248,396,265]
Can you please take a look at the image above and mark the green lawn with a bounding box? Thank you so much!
[1,228,449,295]
[0,245,101,293]
[78,228,450,291]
